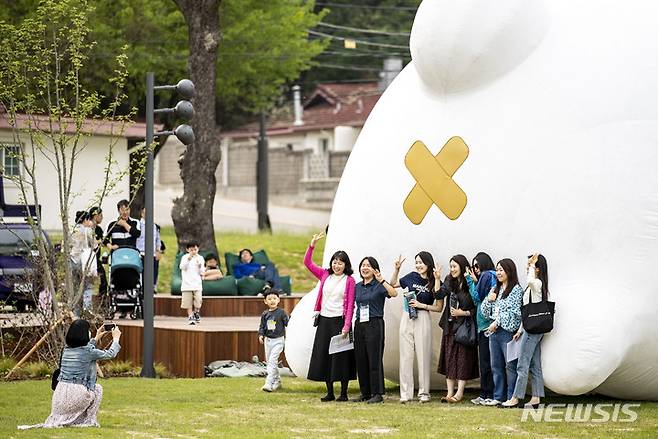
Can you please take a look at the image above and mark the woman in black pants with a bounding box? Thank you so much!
[353,257,398,403]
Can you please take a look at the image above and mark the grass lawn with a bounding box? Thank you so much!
[156,227,324,295]
[1,377,657,438]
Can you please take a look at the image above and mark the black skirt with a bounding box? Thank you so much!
[307,315,356,382]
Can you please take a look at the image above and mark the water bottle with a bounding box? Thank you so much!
[404,292,418,320]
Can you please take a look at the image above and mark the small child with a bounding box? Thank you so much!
[203,253,224,281]
[179,242,205,325]
[258,289,289,392]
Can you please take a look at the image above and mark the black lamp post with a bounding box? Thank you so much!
[141,73,195,378]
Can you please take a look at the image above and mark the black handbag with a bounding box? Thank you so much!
[51,348,64,391]
[454,316,477,346]
[521,288,555,334]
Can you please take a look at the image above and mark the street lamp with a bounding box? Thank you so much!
[141,72,195,378]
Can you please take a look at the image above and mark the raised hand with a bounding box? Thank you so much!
[310,232,325,247]
[528,252,539,267]
[373,269,384,283]
[433,265,442,279]
[394,255,406,270]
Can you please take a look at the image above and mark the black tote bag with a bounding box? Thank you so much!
[454,316,477,346]
[521,288,555,334]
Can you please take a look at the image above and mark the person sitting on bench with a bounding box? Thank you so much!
[233,248,281,290]
[203,254,224,281]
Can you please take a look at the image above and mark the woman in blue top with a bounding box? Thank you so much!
[20,319,121,429]
[469,252,497,405]
[353,256,398,404]
[390,251,442,403]
[480,258,524,406]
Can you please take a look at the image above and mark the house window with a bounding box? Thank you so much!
[1,144,21,176]
[319,138,329,153]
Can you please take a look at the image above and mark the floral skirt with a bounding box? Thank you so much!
[19,381,103,429]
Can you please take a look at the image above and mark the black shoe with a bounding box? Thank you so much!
[351,394,371,402]
[320,394,335,402]
[336,394,348,402]
[367,394,384,404]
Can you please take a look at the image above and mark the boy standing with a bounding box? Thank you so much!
[258,289,289,392]
[180,242,205,325]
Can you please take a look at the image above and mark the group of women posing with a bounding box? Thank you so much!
[304,232,550,409]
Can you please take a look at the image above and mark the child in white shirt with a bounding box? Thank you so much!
[179,242,205,325]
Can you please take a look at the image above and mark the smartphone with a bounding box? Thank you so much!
[103,323,116,331]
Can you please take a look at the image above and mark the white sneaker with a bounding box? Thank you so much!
[470,397,484,405]
[272,381,281,390]
[482,399,501,406]
[419,394,431,403]
[261,384,273,392]
[188,316,196,325]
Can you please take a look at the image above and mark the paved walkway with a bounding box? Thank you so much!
[154,185,330,233]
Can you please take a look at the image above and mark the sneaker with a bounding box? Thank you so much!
[188,316,196,325]
[419,394,430,403]
[261,384,273,392]
[471,397,485,405]
[367,394,384,404]
[482,399,501,406]
[272,381,281,391]
[193,312,200,323]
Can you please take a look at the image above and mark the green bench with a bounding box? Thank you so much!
[224,249,291,296]
[170,249,291,296]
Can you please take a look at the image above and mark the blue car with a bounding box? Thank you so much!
[0,222,51,311]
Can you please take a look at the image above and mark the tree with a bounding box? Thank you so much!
[1,0,328,251]
[170,0,326,253]
[0,0,137,361]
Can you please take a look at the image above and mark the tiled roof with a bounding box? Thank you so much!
[0,113,160,139]
[222,82,381,139]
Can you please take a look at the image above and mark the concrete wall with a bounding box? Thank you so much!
[0,130,131,231]
[155,128,354,210]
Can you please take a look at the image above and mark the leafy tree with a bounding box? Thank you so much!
[0,0,138,363]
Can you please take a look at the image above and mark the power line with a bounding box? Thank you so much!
[308,29,409,50]
[321,50,410,58]
[314,63,388,72]
[318,22,410,37]
[315,2,419,11]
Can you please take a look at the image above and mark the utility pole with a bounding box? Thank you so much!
[256,111,271,231]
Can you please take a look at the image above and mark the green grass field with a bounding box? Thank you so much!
[156,228,324,294]
[1,377,656,438]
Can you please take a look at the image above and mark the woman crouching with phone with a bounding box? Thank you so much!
[20,319,121,429]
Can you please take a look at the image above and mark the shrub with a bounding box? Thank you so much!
[21,361,52,378]
[103,360,138,377]
[154,362,170,378]
[0,357,17,375]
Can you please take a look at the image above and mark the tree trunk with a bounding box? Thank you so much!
[171,0,221,254]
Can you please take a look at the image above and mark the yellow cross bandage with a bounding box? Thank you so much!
[403,137,469,224]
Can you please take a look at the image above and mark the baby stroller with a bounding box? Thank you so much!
[107,247,143,319]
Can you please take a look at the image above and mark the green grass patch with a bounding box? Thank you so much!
[0,377,656,437]
[157,227,325,294]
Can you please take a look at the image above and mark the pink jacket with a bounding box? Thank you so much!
[304,245,355,333]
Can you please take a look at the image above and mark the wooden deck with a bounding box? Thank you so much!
[112,295,303,377]
[154,294,302,317]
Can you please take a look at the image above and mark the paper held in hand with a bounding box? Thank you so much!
[328,333,354,354]
[506,337,522,362]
